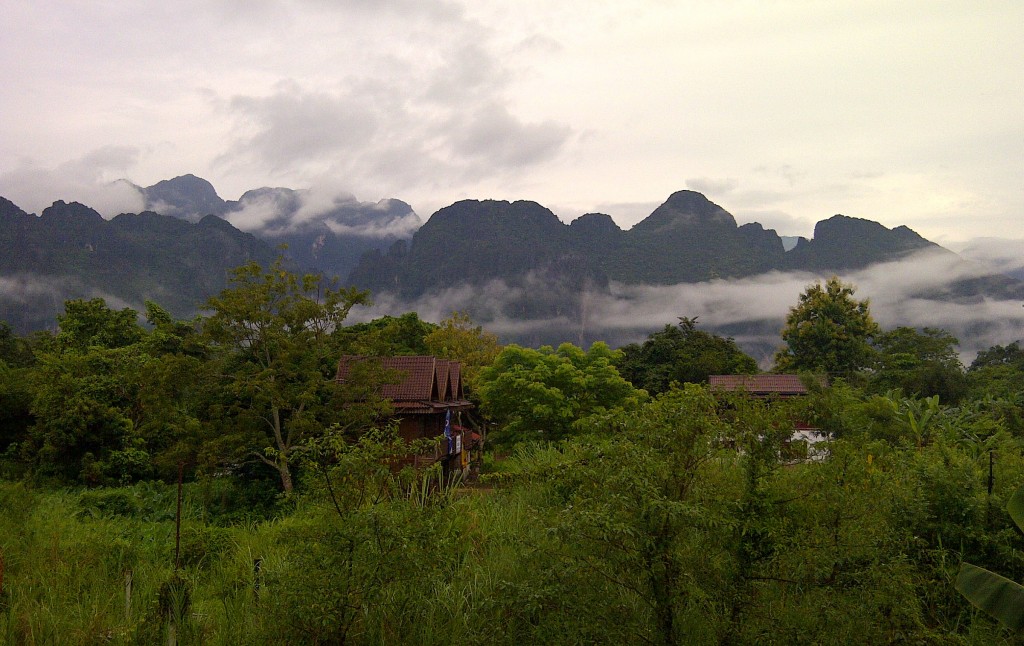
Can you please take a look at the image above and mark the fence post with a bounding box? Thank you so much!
[253,558,263,604]
[125,569,133,619]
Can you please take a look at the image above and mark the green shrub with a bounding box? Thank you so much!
[178,525,233,569]
[77,488,140,518]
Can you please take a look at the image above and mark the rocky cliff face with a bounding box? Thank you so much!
[351,190,920,298]
[784,214,940,271]
[143,174,229,220]
[610,191,786,283]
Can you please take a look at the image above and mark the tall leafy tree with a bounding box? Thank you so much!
[54,298,143,352]
[334,312,438,356]
[616,317,757,393]
[25,299,150,483]
[0,322,34,461]
[967,341,1024,402]
[0,321,35,368]
[477,342,643,444]
[971,341,1024,371]
[202,258,369,492]
[0,359,33,462]
[774,276,879,376]
[24,299,210,483]
[28,345,149,483]
[423,311,501,393]
[869,326,967,402]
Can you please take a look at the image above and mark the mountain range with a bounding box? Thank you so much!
[346,190,948,298]
[135,175,420,280]
[2,175,1022,355]
[0,196,276,332]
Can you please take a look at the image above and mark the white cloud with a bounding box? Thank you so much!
[350,249,1024,363]
[223,192,288,232]
[223,184,422,239]
[686,177,739,196]
[1,1,1023,243]
[0,148,145,217]
[226,81,380,174]
[321,210,421,239]
[0,274,70,305]
[949,238,1024,277]
[0,273,144,332]
[449,102,572,170]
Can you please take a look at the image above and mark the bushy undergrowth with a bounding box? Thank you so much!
[2,390,1024,644]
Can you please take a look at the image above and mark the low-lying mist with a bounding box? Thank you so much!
[351,249,1024,366]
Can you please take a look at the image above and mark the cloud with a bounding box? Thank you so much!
[223,191,292,233]
[752,165,808,187]
[219,78,574,198]
[213,3,576,199]
[221,71,574,191]
[349,249,1024,365]
[424,43,509,104]
[321,205,422,238]
[0,274,70,305]
[949,237,1024,278]
[226,81,379,174]
[686,177,738,196]
[449,103,572,170]
[0,147,145,217]
[0,272,143,333]
[223,185,421,239]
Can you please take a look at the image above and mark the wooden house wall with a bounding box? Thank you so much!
[397,413,446,443]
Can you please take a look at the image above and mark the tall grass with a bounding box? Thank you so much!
[0,481,279,643]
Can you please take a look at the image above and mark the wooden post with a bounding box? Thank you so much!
[253,558,263,604]
[987,450,996,529]
[174,461,183,572]
[988,450,995,496]
[125,570,133,619]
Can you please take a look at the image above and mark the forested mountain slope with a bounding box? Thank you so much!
[347,190,948,297]
[0,198,277,332]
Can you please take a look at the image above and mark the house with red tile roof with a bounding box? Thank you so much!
[710,374,829,461]
[709,374,822,398]
[336,355,476,473]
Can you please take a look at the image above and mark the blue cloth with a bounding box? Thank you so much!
[444,409,452,453]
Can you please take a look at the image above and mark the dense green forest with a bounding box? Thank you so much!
[1,264,1024,644]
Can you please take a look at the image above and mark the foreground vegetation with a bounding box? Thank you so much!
[1,265,1024,643]
[2,385,1024,644]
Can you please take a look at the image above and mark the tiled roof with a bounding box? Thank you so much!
[336,355,469,405]
[709,374,820,395]
[449,362,464,400]
[435,359,451,401]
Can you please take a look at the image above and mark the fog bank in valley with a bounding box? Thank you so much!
[351,249,1024,366]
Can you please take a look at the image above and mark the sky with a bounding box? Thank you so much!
[1,0,1022,247]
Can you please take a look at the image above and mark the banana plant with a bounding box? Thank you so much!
[955,484,1024,631]
[901,395,941,447]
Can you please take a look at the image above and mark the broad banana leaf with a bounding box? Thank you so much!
[1008,483,1024,531]
[956,562,1024,632]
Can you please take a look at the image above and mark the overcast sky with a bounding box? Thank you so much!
[1,0,1021,245]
